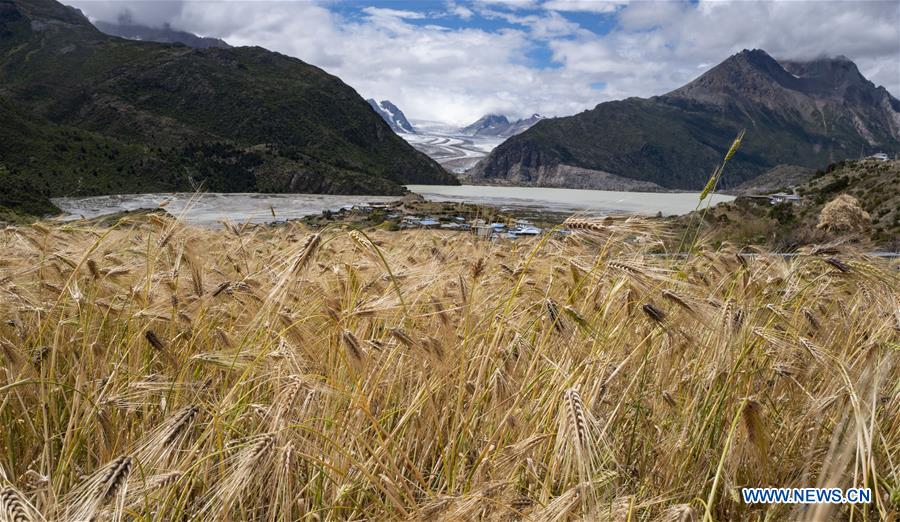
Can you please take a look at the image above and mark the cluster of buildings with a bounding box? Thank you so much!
[328,198,560,239]
[401,216,543,238]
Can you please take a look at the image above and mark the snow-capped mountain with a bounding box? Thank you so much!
[399,113,545,174]
[505,114,545,136]
[367,99,416,134]
[459,114,509,136]
[459,113,545,137]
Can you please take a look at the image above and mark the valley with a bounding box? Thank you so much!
[365,102,542,174]
[402,130,504,173]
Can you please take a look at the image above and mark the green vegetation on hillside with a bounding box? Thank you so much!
[0,165,58,221]
[685,159,900,249]
[473,98,781,188]
[728,164,816,195]
[0,0,456,217]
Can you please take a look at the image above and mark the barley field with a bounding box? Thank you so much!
[0,214,897,521]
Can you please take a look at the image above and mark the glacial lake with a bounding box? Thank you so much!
[52,193,397,228]
[52,186,734,227]
[405,185,734,215]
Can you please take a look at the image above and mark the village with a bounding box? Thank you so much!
[299,192,568,239]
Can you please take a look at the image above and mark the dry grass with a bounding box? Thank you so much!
[0,214,897,521]
[817,194,871,235]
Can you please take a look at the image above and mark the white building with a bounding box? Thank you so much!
[768,193,801,204]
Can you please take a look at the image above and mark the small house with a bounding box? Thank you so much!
[510,225,541,236]
[768,193,801,204]
[474,226,493,238]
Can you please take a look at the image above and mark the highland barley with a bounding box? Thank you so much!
[0,215,896,520]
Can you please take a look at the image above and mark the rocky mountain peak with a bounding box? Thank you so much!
[3,0,92,27]
[663,49,798,103]
[779,55,870,96]
[483,114,510,124]
[459,114,512,136]
[366,99,416,134]
[732,48,784,70]
[662,48,895,118]
[457,113,544,137]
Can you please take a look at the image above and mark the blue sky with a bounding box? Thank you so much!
[324,0,621,73]
[329,0,621,46]
[67,0,900,124]
[400,1,618,70]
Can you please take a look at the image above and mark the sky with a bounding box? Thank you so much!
[65,0,900,125]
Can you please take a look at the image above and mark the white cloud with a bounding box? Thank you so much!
[361,7,427,19]
[447,2,474,19]
[65,0,900,125]
[480,8,582,39]
[542,0,628,14]
[564,0,900,99]
[69,0,187,27]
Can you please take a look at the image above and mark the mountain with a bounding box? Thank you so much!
[460,114,509,136]
[93,20,231,49]
[459,113,544,137]
[729,164,816,195]
[467,49,900,190]
[0,0,456,217]
[505,114,545,136]
[367,99,416,134]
